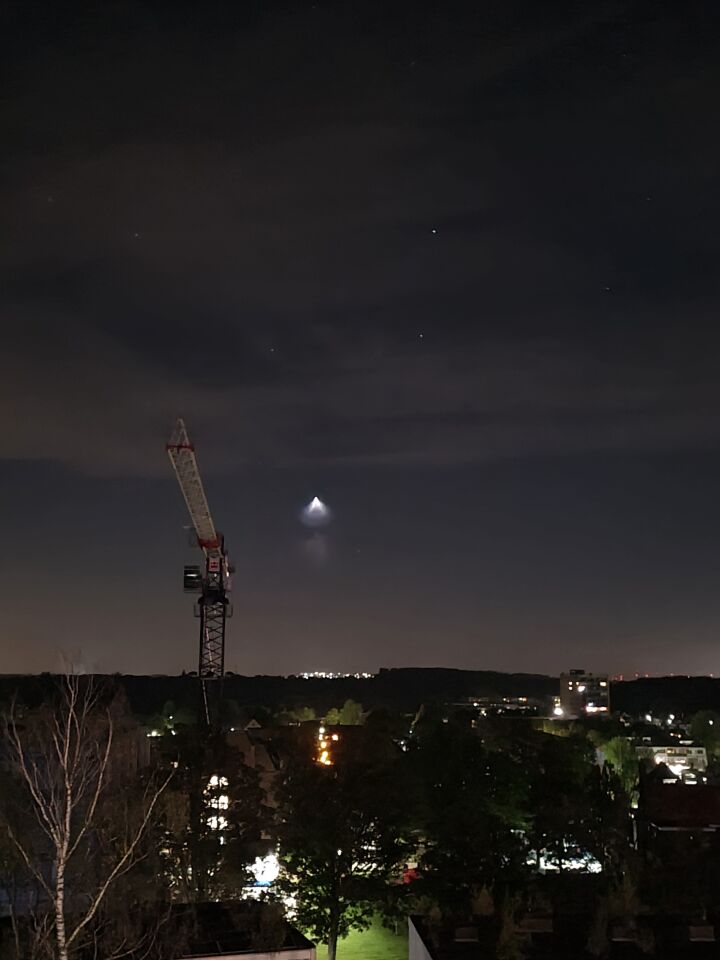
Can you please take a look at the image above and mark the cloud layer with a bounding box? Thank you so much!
[3,1,720,476]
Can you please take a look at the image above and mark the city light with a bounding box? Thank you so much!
[205,775,231,831]
[533,851,602,875]
[296,671,375,680]
[250,853,280,886]
[316,725,339,765]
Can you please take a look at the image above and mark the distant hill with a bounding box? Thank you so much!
[610,675,720,717]
[0,668,555,717]
[0,669,718,719]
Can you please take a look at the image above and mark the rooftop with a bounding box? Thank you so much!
[176,902,315,957]
[641,780,720,829]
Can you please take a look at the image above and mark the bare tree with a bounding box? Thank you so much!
[2,675,172,960]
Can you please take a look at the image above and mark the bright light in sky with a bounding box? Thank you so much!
[300,496,332,527]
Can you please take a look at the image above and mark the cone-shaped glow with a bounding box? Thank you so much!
[300,496,332,527]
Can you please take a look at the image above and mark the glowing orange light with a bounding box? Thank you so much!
[315,725,340,765]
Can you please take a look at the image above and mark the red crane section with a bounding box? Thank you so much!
[166,419,232,701]
[166,418,221,555]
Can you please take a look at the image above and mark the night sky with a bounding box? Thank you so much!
[3,1,720,676]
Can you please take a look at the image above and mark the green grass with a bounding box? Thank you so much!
[315,916,408,960]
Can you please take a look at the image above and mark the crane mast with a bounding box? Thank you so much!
[166,419,232,707]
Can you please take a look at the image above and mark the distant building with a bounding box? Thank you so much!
[636,740,707,776]
[558,669,610,718]
[451,695,541,717]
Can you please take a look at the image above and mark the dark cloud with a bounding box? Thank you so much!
[2,302,720,476]
[4,2,720,479]
[3,0,720,673]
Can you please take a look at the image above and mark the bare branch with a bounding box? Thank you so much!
[4,823,53,900]
[2,673,174,960]
[67,710,113,860]
[66,769,173,948]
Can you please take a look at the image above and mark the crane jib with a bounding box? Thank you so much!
[166,417,231,703]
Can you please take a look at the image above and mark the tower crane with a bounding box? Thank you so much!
[166,419,232,723]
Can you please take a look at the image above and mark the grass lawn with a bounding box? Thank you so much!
[315,917,408,960]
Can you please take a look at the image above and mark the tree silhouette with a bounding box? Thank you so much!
[277,747,407,960]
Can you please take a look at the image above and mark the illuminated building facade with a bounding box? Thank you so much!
[559,669,610,718]
[315,725,340,766]
[636,741,707,777]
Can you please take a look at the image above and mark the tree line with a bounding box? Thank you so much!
[3,679,715,959]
